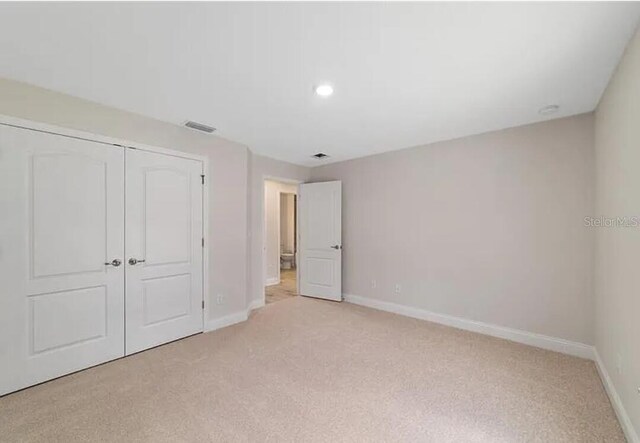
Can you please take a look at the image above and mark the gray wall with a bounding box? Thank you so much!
[594,26,640,436]
[312,114,594,344]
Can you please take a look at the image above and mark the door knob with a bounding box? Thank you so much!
[104,259,122,267]
[128,258,146,265]
[330,245,342,250]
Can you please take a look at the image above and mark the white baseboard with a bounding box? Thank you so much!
[248,298,265,311]
[205,310,248,332]
[265,278,279,286]
[594,349,639,443]
[204,298,266,333]
[344,294,594,360]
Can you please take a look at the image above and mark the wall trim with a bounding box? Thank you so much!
[205,298,265,333]
[205,311,248,332]
[344,294,595,360]
[594,349,639,443]
[249,298,266,311]
[265,277,280,286]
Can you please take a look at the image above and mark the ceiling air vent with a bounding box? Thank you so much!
[184,121,216,133]
[312,153,329,159]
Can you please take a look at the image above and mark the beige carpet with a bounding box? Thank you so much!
[0,296,624,442]
[265,268,297,304]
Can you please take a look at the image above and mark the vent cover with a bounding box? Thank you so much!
[185,121,216,133]
[312,153,329,159]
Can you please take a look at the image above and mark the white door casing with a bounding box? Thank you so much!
[0,124,125,395]
[124,148,204,355]
[299,181,342,301]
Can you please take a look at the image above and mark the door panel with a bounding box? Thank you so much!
[31,286,107,354]
[144,168,191,265]
[299,181,342,301]
[0,124,125,396]
[31,153,107,277]
[125,149,203,355]
[142,274,191,326]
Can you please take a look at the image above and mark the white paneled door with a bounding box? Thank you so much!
[0,124,125,396]
[0,122,206,395]
[124,149,204,355]
[299,181,342,301]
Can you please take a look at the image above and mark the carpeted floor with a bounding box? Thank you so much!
[0,296,623,442]
[265,268,297,304]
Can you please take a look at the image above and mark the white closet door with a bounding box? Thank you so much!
[125,149,204,355]
[0,124,125,396]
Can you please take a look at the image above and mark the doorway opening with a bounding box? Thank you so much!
[264,179,299,304]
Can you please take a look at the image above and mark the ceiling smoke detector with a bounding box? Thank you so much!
[184,120,216,133]
[312,153,329,159]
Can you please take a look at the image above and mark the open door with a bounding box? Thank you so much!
[299,181,342,301]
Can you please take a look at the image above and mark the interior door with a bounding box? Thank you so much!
[0,124,125,396]
[299,181,342,301]
[125,148,204,355]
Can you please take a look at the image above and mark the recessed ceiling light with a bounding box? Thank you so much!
[315,84,334,97]
[538,105,560,116]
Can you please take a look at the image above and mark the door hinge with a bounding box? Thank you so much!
[201,174,205,185]
[202,237,205,248]
[202,300,205,309]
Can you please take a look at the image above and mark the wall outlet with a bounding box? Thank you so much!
[216,294,226,305]
[371,279,377,289]
[394,284,402,294]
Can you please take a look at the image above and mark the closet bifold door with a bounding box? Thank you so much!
[0,124,125,396]
[124,148,204,355]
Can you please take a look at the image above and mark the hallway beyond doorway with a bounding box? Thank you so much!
[266,269,297,304]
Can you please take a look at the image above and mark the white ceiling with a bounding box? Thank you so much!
[0,3,639,166]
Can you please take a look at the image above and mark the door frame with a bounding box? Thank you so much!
[262,176,303,305]
[0,114,210,329]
